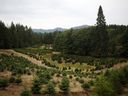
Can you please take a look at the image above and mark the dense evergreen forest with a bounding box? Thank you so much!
[0,21,42,48]
[53,25,128,57]
[53,6,128,57]
[0,6,128,58]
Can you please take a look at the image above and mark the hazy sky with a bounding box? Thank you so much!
[0,0,128,29]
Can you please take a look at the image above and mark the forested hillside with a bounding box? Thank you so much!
[0,21,42,48]
[1,20,127,58]
[53,6,128,57]
[53,25,128,57]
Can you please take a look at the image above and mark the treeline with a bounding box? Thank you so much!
[1,6,128,58]
[52,6,128,57]
[41,6,128,57]
[0,21,42,48]
[53,25,128,57]
[42,31,61,44]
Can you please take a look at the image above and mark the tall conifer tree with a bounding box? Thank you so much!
[92,6,109,57]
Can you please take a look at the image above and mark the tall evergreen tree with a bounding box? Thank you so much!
[90,6,109,57]
[96,6,106,27]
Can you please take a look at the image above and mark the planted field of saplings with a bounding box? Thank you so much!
[10,46,128,96]
[0,52,96,96]
[14,47,52,60]
[51,54,127,70]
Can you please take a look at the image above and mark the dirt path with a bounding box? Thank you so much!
[0,49,51,69]
[0,49,128,72]
[95,62,128,74]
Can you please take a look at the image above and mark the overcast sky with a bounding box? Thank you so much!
[0,0,128,29]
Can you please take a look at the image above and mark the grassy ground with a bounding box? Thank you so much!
[0,50,90,96]
[0,46,127,96]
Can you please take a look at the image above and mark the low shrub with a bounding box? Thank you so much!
[20,89,32,96]
[81,82,90,90]
[0,78,8,89]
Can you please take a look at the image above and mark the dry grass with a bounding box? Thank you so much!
[0,71,34,96]
[0,49,128,96]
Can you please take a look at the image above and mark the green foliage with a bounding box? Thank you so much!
[81,82,90,90]
[37,70,51,84]
[52,54,121,69]
[45,82,55,96]
[121,27,128,57]
[94,76,114,96]
[59,77,69,92]
[0,21,43,48]
[15,48,52,60]
[9,76,16,83]
[53,6,128,58]
[78,79,84,84]
[15,77,22,84]
[53,6,109,57]
[56,73,61,77]
[9,76,22,84]
[62,72,67,76]
[53,27,92,56]
[0,54,36,75]
[42,31,59,44]
[90,6,109,57]
[75,68,81,73]
[0,21,10,48]
[94,66,128,96]
[88,80,94,86]
[20,89,32,96]
[31,79,41,94]
[75,77,79,81]
[0,78,8,89]
[0,5,128,58]
[96,6,106,27]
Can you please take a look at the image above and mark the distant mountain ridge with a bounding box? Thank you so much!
[33,27,66,33]
[71,25,89,29]
[32,25,89,33]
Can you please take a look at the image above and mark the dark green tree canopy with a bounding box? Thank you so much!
[0,20,43,49]
[92,5,109,57]
[52,6,128,57]
[97,5,106,27]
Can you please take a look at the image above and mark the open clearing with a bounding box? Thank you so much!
[0,48,128,96]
